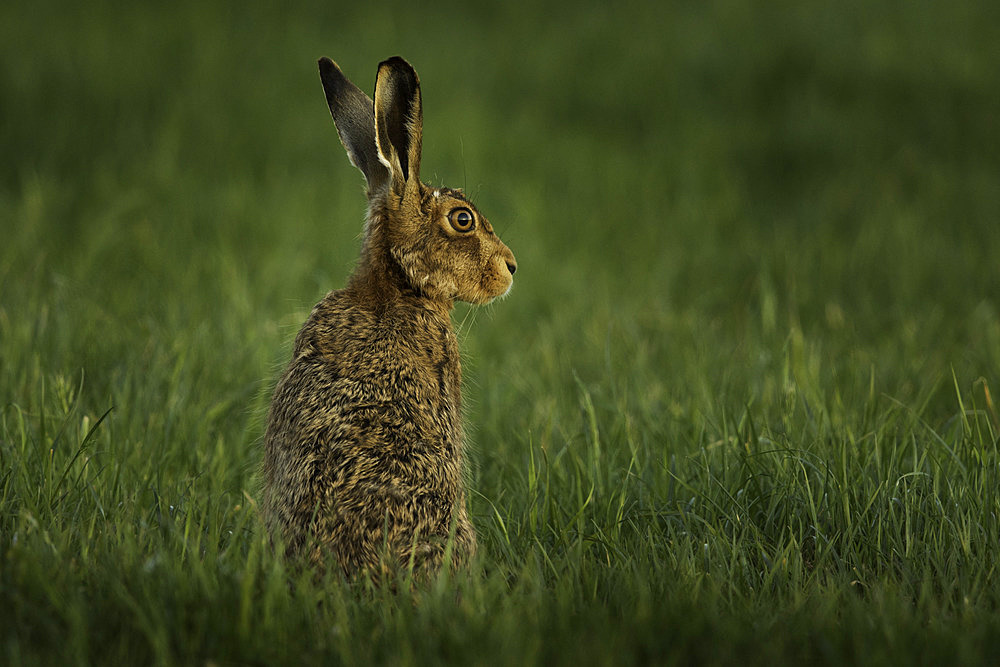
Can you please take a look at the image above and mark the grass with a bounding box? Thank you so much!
[2,0,1000,663]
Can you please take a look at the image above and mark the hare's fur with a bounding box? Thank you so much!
[261,57,516,579]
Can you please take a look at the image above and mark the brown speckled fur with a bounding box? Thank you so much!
[261,56,516,580]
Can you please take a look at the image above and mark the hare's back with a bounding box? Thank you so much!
[278,292,463,452]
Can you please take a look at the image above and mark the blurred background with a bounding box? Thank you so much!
[2,0,999,450]
[3,3,1000,660]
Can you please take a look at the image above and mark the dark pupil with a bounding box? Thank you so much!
[457,211,471,226]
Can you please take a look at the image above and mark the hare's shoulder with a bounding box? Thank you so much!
[272,290,462,449]
[294,290,454,359]
[286,291,460,403]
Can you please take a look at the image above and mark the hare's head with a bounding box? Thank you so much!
[318,56,516,305]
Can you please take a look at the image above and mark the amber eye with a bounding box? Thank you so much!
[448,207,475,232]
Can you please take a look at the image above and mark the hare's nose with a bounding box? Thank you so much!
[506,260,517,275]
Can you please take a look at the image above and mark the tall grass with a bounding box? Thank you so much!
[2,0,1000,664]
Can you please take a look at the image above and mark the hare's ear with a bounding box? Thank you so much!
[318,57,389,194]
[374,57,422,191]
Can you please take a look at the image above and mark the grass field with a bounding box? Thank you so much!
[3,0,1000,663]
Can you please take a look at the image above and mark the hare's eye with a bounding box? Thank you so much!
[448,208,475,232]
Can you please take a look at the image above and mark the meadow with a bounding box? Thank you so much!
[2,0,1000,663]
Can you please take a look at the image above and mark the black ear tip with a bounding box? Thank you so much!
[318,57,337,75]
[318,58,348,104]
[378,56,416,77]
[377,58,420,94]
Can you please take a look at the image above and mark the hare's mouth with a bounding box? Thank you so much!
[465,279,510,305]
[492,260,515,300]
[482,274,514,304]
[499,275,514,299]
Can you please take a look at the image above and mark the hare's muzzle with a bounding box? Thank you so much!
[493,245,516,299]
[500,244,516,277]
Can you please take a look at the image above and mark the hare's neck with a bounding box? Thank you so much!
[349,222,454,318]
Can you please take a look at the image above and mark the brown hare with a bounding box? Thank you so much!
[261,56,517,580]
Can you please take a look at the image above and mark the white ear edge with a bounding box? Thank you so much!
[373,114,401,178]
[376,150,394,172]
